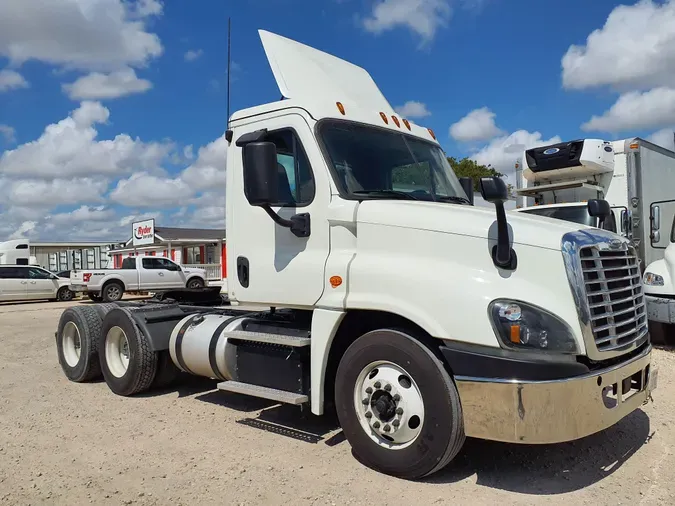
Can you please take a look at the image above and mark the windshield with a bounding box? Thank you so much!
[520,206,597,227]
[319,120,469,203]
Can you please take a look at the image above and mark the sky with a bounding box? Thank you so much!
[1,0,675,242]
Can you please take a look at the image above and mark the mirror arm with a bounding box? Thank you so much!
[493,202,517,269]
[261,205,311,238]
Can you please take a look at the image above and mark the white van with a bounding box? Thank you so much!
[0,265,74,302]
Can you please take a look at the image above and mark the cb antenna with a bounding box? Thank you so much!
[226,16,231,130]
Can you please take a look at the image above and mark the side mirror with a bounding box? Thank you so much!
[587,199,611,219]
[479,176,509,203]
[459,177,474,205]
[243,141,279,206]
[479,177,516,270]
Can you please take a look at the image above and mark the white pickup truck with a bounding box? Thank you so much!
[69,256,207,302]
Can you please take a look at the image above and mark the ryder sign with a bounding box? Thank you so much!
[132,219,155,246]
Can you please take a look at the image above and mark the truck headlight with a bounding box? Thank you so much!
[489,300,579,354]
[644,272,664,286]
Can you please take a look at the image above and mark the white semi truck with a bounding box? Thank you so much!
[515,138,675,269]
[53,30,658,479]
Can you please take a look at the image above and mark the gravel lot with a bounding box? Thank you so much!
[1,299,674,506]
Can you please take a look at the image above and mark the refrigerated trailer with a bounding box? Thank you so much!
[53,30,658,479]
[515,138,675,269]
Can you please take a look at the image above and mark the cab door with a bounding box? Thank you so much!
[227,113,330,307]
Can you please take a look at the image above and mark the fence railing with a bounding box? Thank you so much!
[183,263,222,280]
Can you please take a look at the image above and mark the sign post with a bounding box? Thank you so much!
[132,219,155,255]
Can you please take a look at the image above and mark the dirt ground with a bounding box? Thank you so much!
[1,299,674,506]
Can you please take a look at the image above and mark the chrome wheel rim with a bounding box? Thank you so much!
[62,321,81,367]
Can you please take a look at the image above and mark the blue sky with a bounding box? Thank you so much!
[1,0,674,241]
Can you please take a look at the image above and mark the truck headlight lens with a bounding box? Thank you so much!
[644,272,664,286]
[489,300,579,354]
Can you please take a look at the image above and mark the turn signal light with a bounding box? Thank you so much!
[379,112,389,124]
[510,325,520,343]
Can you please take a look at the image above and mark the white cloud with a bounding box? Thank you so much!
[362,0,452,44]
[0,101,173,178]
[395,100,431,118]
[449,107,504,142]
[109,172,194,207]
[648,128,675,151]
[47,205,116,226]
[0,124,15,144]
[9,221,37,240]
[0,0,163,72]
[562,0,675,90]
[184,49,203,61]
[179,134,227,193]
[0,69,28,92]
[7,177,109,207]
[581,87,675,132]
[62,67,152,100]
[472,130,562,179]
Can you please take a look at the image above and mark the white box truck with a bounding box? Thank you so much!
[53,30,658,479]
[515,138,675,269]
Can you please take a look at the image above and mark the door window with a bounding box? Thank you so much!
[262,129,315,206]
[27,267,53,279]
[142,258,178,270]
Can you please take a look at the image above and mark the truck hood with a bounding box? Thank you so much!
[356,200,591,251]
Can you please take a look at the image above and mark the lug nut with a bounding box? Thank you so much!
[392,419,400,427]
[373,421,380,429]
[362,398,369,405]
[396,407,403,415]
[374,381,381,389]
[384,384,392,392]
[393,394,401,402]
[383,424,391,432]
[365,411,372,419]
[365,387,373,394]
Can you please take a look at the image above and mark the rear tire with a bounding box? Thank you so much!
[102,281,124,302]
[100,307,157,396]
[56,306,104,382]
[335,329,465,479]
[57,286,75,302]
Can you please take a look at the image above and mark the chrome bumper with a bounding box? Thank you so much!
[455,345,656,444]
[646,295,675,324]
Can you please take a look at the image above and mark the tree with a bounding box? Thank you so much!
[447,157,503,191]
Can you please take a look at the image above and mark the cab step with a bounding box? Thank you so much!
[225,330,311,347]
[217,381,308,405]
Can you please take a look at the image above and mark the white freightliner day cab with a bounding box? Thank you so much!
[69,256,207,302]
[643,213,675,343]
[53,30,658,479]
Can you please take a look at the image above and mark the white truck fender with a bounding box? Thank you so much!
[310,308,346,415]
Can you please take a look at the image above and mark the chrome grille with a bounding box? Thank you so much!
[579,246,648,352]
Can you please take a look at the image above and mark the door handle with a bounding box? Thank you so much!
[30,281,36,284]
[158,272,164,276]
[237,257,249,288]
[21,281,28,284]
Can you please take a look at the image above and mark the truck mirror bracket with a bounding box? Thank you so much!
[261,205,311,238]
[480,177,517,271]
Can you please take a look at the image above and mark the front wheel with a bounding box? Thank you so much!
[186,277,205,289]
[335,329,465,479]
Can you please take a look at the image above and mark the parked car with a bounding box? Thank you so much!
[0,265,75,302]
[69,256,207,302]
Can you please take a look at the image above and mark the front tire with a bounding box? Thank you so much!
[57,286,75,302]
[335,329,465,479]
[186,277,205,289]
[100,307,157,396]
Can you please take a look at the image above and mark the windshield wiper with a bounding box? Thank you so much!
[436,195,471,205]
[352,190,419,200]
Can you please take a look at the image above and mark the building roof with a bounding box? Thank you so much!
[155,227,226,241]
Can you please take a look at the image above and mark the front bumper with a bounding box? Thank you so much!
[646,295,675,324]
[454,344,656,444]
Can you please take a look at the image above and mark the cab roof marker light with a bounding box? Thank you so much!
[336,102,346,115]
[427,128,436,140]
[402,118,411,130]
[391,115,400,127]
[379,112,389,124]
